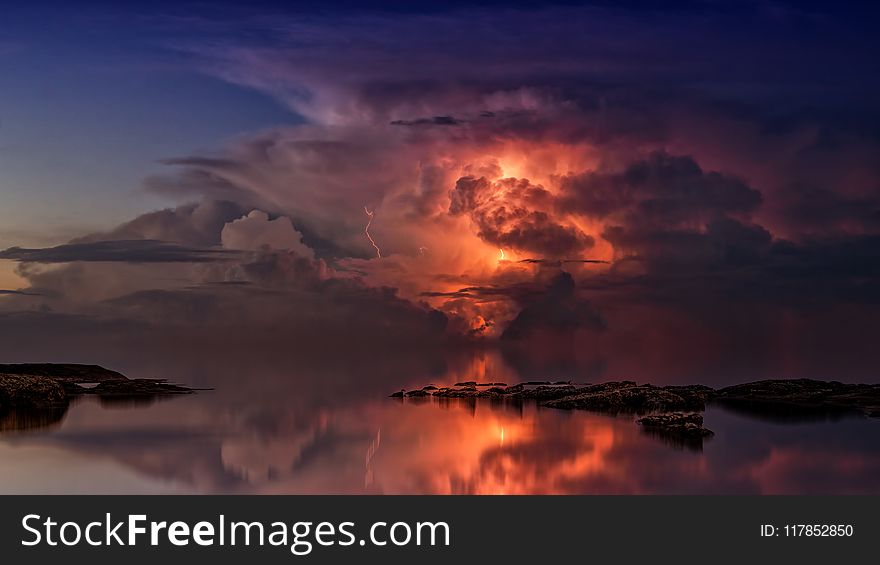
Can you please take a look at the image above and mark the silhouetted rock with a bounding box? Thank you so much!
[638,412,714,437]
[1,364,197,433]
[391,377,879,427]
[637,412,714,451]
[715,379,880,418]
[0,374,67,408]
[517,384,581,401]
[396,379,880,418]
[90,379,194,397]
[543,382,710,413]
[437,387,482,398]
[0,364,126,383]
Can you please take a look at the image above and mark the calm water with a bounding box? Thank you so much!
[1,344,878,494]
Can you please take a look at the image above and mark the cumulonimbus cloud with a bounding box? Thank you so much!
[2,3,880,361]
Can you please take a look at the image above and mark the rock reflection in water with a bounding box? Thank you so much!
[0,404,69,433]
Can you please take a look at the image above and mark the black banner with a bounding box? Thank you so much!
[0,496,875,563]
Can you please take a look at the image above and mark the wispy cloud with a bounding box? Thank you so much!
[0,240,239,263]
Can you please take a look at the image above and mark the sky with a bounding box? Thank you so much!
[1,1,879,377]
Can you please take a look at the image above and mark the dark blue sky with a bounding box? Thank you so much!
[1,4,297,245]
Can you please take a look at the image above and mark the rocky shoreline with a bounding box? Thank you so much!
[0,364,197,432]
[391,378,880,447]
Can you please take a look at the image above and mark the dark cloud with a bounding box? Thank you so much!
[501,271,605,340]
[770,183,880,236]
[421,283,538,303]
[558,152,763,226]
[763,234,880,301]
[0,240,237,264]
[479,210,594,256]
[390,116,464,126]
[422,269,605,352]
[518,259,609,265]
[447,176,490,216]
[582,231,880,313]
[601,217,773,272]
[100,251,450,343]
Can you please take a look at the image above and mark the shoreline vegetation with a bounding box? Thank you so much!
[391,379,880,449]
[0,363,197,432]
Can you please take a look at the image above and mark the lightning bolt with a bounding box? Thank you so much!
[364,206,381,258]
[498,248,505,261]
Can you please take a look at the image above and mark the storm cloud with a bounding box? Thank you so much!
[2,2,880,368]
[558,152,763,226]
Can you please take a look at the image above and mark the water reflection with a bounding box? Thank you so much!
[637,424,708,452]
[0,345,878,494]
[0,405,68,433]
[371,400,621,494]
[709,399,864,424]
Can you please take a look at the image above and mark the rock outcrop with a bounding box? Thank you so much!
[0,374,67,408]
[0,364,197,432]
[391,381,713,411]
[543,383,712,413]
[0,363,126,383]
[715,379,880,419]
[391,378,880,420]
[637,411,714,438]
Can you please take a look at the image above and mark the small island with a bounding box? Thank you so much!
[0,363,197,432]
